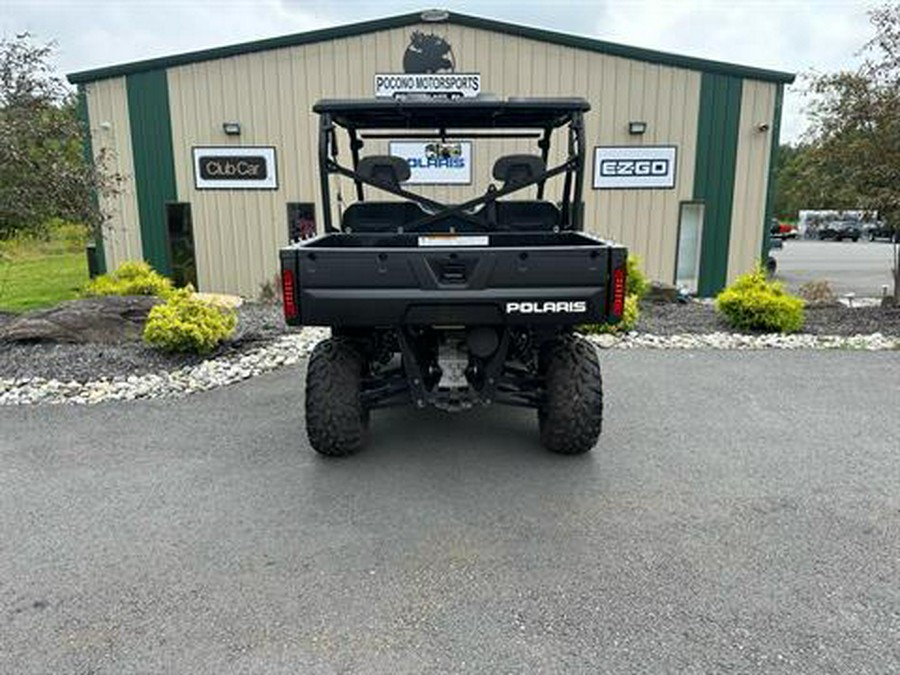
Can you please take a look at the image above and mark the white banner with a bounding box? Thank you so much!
[375,73,481,99]
[593,146,677,189]
[389,141,472,185]
[193,146,277,190]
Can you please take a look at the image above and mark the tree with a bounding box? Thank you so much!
[0,33,118,240]
[803,3,900,303]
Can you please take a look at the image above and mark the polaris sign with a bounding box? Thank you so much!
[506,301,587,315]
[593,146,677,189]
[389,141,472,185]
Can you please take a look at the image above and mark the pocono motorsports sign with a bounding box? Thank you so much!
[593,146,677,189]
[375,73,481,98]
[193,147,278,190]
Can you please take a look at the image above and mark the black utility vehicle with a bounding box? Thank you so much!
[280,97,628,456]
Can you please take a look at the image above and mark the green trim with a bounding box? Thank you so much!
[126,69,177,276]
[76,85,106,274]
[693,73,743,297]
[761,83,785,260]
[67,11,795,86]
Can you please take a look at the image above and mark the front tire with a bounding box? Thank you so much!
[538,335,603,455]
[305,337,369,457]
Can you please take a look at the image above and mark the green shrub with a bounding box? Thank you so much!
[84,260,173,298]
[716,267,805,333]
[627,255,649,299]
[580,293,640,335]
[143,287,237,354]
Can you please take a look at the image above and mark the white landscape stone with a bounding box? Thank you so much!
[0,325,897,407]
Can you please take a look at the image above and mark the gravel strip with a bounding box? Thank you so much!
[1,327,897,406]
[587,331,899,351]
[0,329,328,406]
[3,299,900,406]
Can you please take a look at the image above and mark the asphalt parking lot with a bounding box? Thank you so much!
[772,239,896,297]
[2,351,899,674]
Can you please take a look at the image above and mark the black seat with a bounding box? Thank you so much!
[357,155,411,187]
[490,154,560,231]
[342,201,425,233]
[342,155,422,232]
[493,154,546,191]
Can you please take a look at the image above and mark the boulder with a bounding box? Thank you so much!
[644,281,680,304]
[0,296,161,344]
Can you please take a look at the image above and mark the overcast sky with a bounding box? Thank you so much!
[2,0,882,142]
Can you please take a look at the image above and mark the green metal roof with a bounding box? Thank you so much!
[67,10,795,85]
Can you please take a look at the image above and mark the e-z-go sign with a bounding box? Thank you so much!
[593,146,677,189]
[192,146,278,190]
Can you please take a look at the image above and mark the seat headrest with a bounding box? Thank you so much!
[358,155,411,186]
[492,155,546,186]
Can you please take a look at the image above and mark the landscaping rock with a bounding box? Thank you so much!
[644,281,680,303]
[0,295,160,344]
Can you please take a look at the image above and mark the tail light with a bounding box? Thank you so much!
[612,264,626,318]
[282,268,298,320]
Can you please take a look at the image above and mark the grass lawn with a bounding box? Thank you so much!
[0,223,90,313]
[0,253,88,312]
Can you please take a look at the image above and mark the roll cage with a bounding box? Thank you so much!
[313,97,590,234]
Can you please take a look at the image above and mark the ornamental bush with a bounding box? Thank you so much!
[715,267,805,333]
[143,287,237,354]
[626,254,649,299]
[83,260,173,298]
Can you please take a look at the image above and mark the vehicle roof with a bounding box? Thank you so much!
[313,97,590,130]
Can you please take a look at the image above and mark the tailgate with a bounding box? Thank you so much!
[280,236,627,327]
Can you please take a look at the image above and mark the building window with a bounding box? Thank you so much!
[287,203,317,242]
[675,202,704,294]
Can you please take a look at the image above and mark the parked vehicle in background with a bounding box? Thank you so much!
[766,237,782,275]
[817,220,861,241]
[770,218,798,240]
[798,210,872,239]
[863,221,899,242]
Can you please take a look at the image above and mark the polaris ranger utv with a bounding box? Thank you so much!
[280,96,628,456]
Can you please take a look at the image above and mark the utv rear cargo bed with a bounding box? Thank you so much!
[280,232,626,327]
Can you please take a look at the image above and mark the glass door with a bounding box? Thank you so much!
[675,202,704,293]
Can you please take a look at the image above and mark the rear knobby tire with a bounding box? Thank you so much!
[538,335,603,455]
[305,337,369,457]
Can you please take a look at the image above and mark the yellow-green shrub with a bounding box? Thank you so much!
[716,267,805,333]
[626,255,649,299]
[84,260,173,298]
[580,294,640,335]
[143,287,237,354]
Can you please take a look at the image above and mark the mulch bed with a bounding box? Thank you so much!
[0,303,293,382]
[637,301,900,336]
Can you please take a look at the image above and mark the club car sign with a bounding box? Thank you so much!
[390,141,472,185]
[193,146,278,190]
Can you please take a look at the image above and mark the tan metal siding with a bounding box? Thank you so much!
[83,77,142,270]
[167,23,705,295]
[728,79,776,283]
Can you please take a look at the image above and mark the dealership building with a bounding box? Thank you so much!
[69,10,794,297]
